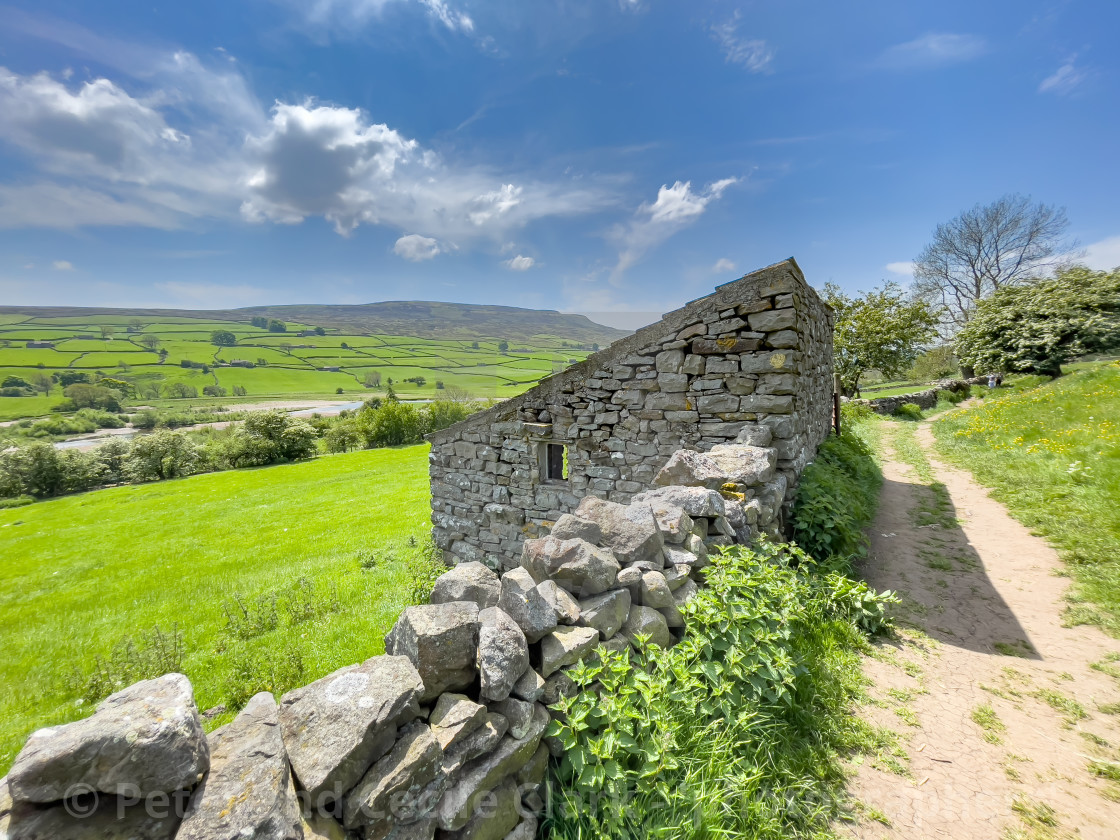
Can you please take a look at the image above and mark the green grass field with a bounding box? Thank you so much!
[0,312,596,420]
[933,361,1120,634]
[0,444,434,774]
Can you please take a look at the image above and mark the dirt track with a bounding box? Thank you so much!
[841,416,1120,839]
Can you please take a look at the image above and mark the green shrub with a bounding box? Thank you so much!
[124,431,202,481]
[892,402,924,421]
[545,541,895,839]
[790,428,881,566]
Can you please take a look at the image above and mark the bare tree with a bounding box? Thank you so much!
[913,194,1075,334]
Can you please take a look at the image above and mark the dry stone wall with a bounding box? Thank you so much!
[0,436,791,840]
[429,258,834,571]
[851,377,986,415]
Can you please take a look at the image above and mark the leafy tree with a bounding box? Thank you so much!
[324,419,363,453]
[163,382,199,399]
[823,282,939,397]
[2,375,31,388]
[471,341,479,349]
[424,400,469,432]
[139,334,161,351]
[126,319,144,333]
[907,346,958,382]
[30,373,54,396]
[232,385,247,396]
[99,325,116,340]
[358,400,423,447]
[203,385,228,397]
[497,340,509,353]
[954,266,1120,377]
[313,326,326,336]
[268,319,287,333]
[914,194,1075,334]
[55,371,91,387]
[222,411,318,467]
[124,431,201,481]
[98,377,134,398]
[363,370,382,388]
[250,316,269,329]
[64,384,123,411]
[211,330,237,347]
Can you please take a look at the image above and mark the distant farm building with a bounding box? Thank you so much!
[25,341,55,349]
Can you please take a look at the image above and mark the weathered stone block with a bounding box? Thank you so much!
[477,607,530,702]
[385,603,481,702]
[692,337,759,354]
[431,562,501,610]
[576,589,631,639]
[279,656,423,801]
[747,308,796,332]
[177,692,301,840]
[540,626,600,677]
[574,497,665,566]
[740,394,794,414]
[765,329,798,349]
[7,673,208,803]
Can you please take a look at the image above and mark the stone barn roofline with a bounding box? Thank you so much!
[428,256,812,443]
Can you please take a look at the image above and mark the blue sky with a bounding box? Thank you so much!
[0,0,1117,326]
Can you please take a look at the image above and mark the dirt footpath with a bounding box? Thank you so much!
[841,417,1120,840]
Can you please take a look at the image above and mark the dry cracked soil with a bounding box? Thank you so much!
[839,414,1120,840]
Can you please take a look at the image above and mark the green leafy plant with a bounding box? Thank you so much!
[791,427,882,565]
[545,541,896,839]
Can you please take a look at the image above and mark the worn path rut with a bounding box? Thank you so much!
[841,416,1120,840]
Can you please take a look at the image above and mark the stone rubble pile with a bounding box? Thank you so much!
[0,439,783,840]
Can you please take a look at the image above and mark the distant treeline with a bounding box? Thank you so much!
[0,397,476,505]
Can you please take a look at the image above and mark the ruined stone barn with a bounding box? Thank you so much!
[429,258,835,569]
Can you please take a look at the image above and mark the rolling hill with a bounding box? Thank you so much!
[0,301,630,345]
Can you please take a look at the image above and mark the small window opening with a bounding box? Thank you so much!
[545,443,568,481]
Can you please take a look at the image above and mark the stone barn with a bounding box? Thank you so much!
[428,258,834,570]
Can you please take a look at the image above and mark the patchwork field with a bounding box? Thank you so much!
[0,309,612,420]
[0,443,434,774]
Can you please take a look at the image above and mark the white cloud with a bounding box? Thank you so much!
[878,33,986,69]
[0,61,616,242]
[1083,235,1120,270]
[52,260,74,270]
[1039,56,1086,95]
[393,234,442,261]
[886,261,916,276]
[240,101,613,240]
[504,255,535,270]
[611,177,737,280]
[419,0,473,32]
[711,13,774,74]
[712,258,736,273]
[279,0,474,34]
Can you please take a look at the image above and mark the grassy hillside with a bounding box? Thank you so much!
[934,361,1120,634]
[0,444,434,774]
[0,304,628,418]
